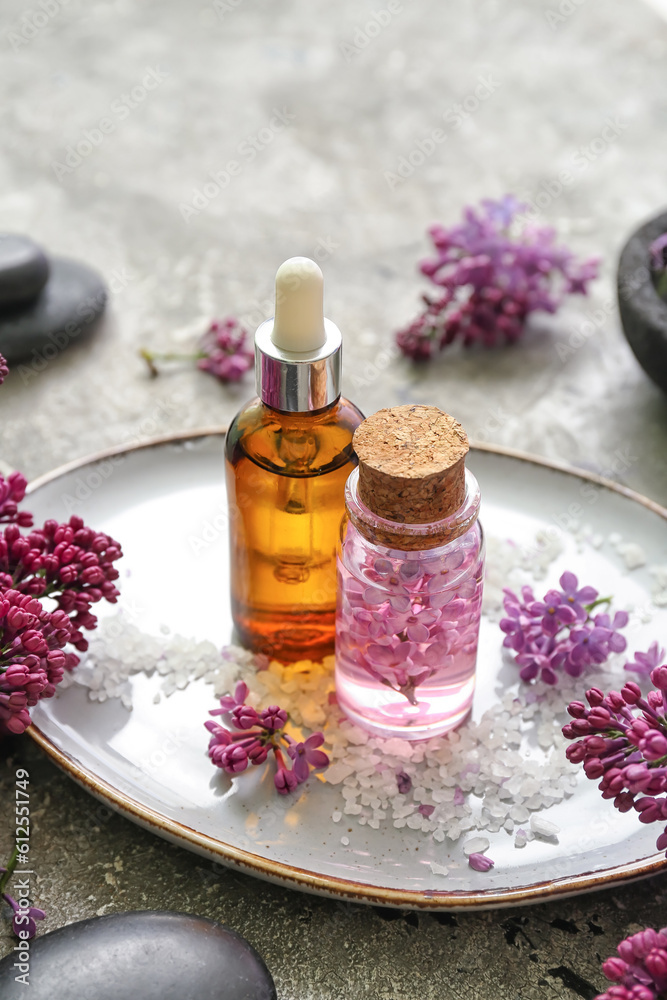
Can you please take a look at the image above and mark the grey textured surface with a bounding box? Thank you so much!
[1,0,667,996]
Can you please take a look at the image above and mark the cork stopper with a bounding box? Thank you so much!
[353,405,469,525]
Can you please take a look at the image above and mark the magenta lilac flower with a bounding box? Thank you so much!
[0,481,124,735]
[500,572,627,685]
[3,894,46,939]
[0,353,8,385]
[595,927,667,1000]
[468,852,494,872]
[206,688,329,795]
[0,473,33,528]
[396,196,599,360]
[197,318,254,383]
[563,658,667,857]
[141,317,253,384]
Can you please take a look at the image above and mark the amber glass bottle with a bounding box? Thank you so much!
[225,258,363,662]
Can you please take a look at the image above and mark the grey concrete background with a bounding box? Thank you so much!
[1,0,667,996]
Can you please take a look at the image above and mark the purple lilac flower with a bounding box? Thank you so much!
[500,573,627,685]
[563,662,667,857]
[198,318,254,383]
[468,853,494,872]
[650,234,667,271]
[595,927,667,1000]
[213,680,249,714]
[206,689,329,795]
[286,733,329,783]
[625,642,666,679]
[0,354,8,385]
[396,196,599,359]
[3,894,46,939]
[396,771,412,794]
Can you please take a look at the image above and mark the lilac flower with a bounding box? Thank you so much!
[213,680,249,713]
[500,574,627,686]
[3,894,46,939]
[0,353,7,385]
[259,705,288,731]
[0,473,33,527]
[286,733,329,783]
[197,318,254,383]
[231,704,259,730]
[558,571,598,620]
[527,591,578,635]
[140,317,253,384]
[206,689,328,795]
[563,661,667,857]
[396,196,599,359]
[650,233,667,271]
[595,927,667,1000]
[625,642,666,679]
[396,771,412,794]
[468,853,494,872]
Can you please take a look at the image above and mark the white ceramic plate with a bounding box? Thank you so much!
[27,431,667,910]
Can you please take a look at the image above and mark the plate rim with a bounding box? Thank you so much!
[25,429,667,910]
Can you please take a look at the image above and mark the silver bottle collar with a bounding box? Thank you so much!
[255,317,342,412]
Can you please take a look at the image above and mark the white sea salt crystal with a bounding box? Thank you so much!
[340,836,350,846]
[530,816,560,838]
[463,837,490,856]
[430,862,449,876]
[617,543,646,570]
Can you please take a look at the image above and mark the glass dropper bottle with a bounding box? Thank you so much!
[225,257,364,662]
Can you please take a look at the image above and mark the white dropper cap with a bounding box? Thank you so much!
[254,256,342,411]
[271,257,327,353]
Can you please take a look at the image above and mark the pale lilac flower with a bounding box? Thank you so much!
[625,642,666,679]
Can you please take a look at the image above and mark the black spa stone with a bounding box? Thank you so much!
[0,234,49,308]
[617,210,667,395]
[0,256,106,366]
[0,910,277,1000]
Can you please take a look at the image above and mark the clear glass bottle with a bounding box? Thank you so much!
[225,258,363,662]
[335,405,484,740]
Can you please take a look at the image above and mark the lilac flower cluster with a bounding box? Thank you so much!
[0,472,33,527]
[0,480,123,736]
[140,317,253,384]
[596,927,667,1000]
[338,548,483,706]
[500,572,628,684]
[0,352,8,385]
[563,659,667,857]
[396,196,599,360]
[197,318,254,383]
[205,682,329,795]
